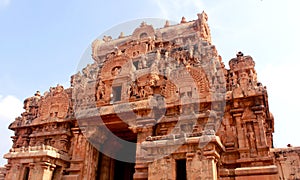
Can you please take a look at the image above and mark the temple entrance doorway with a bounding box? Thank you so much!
[96,115,137,180]
[96,152,135,180]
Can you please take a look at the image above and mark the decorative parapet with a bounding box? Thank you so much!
[4,145,70,162]
[142,134,224,161]
[272,147,300,180]
[9,85,73,129]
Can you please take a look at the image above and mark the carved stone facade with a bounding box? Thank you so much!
[2,12,300,180]
[0,167,6,180]
[272,147,300,180]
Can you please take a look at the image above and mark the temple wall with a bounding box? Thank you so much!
[272,147,300,180]
[1,11,299,180]
[0,167,5,180]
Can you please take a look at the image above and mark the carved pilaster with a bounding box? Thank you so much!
[133,118,155,180]
[254,110,268,148]
[7,164,21,180]
[64,127,84,179]
[148,157,174,180]
[189,136,224,180]
[43,162,56,180]
[231,108,249,159]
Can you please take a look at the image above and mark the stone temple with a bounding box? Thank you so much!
[1,12,300,180]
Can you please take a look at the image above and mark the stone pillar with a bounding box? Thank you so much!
[28,163,35,180]
[148,157,174,180]
[4,164,21,180]
[202,141,221,180]
[187,136,224,180]
[82,143,99,180]
[98,154,115,180]
[187,152,205,180]
[254,111,267,148]
[186,153,193,180]
[231,109,248,159]
[64,127,85,179]
[275,154,286,180]
[71,127,87,160]
[42,163,55,180]
[132,119,155,180]
[29,162,55,180]
[204,156,218,180]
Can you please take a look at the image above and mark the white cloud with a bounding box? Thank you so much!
[0,95,23,121]
[259,61,300,147]
[0,0,11,8]
[0,95,22,166]
[153,0,205,21]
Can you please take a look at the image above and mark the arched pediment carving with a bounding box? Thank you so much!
[188,67,210,94]
[229,55,255,72]
[96,55,136,105]
[100,55,134,80]
[164,67,210,103]
[132,22,155,40]
[37,85,69,122]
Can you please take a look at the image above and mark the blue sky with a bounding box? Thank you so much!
[0,0,299,166]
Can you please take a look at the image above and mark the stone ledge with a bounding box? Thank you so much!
[236,156,273,163]
[62,175,80,180]
[4,147,70,162]
[235,165,278,176]
[271,146,300,153]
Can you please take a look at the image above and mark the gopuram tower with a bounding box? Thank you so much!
[1,11,300,180]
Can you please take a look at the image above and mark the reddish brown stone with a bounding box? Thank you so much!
[1,12,299,180]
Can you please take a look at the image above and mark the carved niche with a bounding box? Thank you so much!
[96,54,135,104]
[131,22,155,40]
[164,66,210,103]
[38,85,69,121]
[94,24,214,106]
[228,53,260,97]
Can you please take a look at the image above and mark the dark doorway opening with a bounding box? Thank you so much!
[112,86,122,102]
[97,152,136,180]
[113,159,135,180]
[96,114,137,180]
[176,159,187,180]
[23,167,30,180]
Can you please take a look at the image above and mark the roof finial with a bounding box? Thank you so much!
[164,20,170,27]
[118,32,124,39]
[140,21,147,27]
[34,91,41,97]
[181,16,186,23]
[236,51,244,57]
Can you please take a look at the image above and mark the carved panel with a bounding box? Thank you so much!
[38,85,69,121]
[132,22,155,40]
[148,158,174,180]
[195,11,212,44]
[100,55,133,80]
